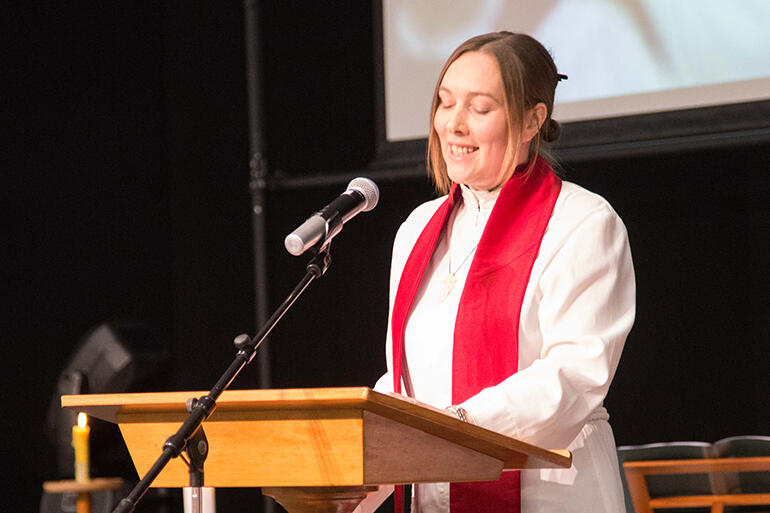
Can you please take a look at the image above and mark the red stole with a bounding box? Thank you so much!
[391,157,561,512]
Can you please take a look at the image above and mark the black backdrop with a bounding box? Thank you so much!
[4,2,769,512]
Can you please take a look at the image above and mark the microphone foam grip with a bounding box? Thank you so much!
[284,216,326,256]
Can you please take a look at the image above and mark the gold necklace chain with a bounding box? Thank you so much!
[448,243,479,275]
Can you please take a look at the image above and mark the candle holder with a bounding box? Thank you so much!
[42,477,124,513]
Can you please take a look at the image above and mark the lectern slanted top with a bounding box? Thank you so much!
[62,387,571,489]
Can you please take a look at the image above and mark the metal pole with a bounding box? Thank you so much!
[244,2,275,512]
[243,0,271,390]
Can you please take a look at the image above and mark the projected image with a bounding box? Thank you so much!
[383,0,770,141]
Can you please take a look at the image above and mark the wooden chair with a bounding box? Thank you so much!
[618,441,716,513]
[714,436,770,498]
[622,456,770,513]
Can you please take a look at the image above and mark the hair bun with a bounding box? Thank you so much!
[542,118,561,143]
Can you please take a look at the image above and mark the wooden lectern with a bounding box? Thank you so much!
[63,387,571,513]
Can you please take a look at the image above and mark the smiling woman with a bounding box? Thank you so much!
[357,32,635,513]
[428,32,560,194]
[433,52,511,191]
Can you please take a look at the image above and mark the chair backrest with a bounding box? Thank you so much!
[713,435,770,494]
[617,442,715,513]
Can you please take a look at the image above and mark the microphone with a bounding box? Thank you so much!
[284,177,379,256]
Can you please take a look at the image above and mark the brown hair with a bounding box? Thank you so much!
[426,32,563,194]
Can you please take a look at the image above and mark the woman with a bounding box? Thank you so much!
[362,32,635,513]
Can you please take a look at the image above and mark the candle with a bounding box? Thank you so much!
[72,412,90,482]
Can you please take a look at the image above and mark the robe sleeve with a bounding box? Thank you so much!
[372,236,400,394]
[460,202,636,449]
[354,219,417,513]
[373,200,440,395]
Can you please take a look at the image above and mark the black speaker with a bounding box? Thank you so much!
[44,320,171,479]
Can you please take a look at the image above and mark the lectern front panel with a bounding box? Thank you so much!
[118,408,365,487]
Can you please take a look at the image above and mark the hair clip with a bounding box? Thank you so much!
[557,73,568,81]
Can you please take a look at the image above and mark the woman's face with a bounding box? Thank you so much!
[433,51,512,191]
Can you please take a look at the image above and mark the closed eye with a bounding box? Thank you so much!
[471,101,494,114]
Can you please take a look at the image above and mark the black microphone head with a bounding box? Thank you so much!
[347,177,379,212]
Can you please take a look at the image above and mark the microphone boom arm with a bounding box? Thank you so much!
[112,246,332,513]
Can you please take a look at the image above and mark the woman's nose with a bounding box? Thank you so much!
[446,108,467,134]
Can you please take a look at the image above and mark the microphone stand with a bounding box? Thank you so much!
[113,248,332,513]
[181,417,210,513]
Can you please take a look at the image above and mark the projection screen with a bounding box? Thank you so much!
[382,0,770,144]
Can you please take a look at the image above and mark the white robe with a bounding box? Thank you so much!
[357,180,635,513]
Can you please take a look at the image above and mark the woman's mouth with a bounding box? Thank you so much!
[449,144,479,156]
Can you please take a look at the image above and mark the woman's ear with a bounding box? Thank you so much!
[522,102,547,143]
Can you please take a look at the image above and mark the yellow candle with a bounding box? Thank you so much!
[72,412,90,482]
